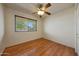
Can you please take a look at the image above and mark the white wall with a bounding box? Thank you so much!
[0,4,5,55]
[4,7,43,47]
[43,7,75,48]
[76,3,79,55]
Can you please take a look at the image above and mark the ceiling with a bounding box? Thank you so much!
[4,3,75,18]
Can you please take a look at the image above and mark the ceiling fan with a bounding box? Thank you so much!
[33,3,52,18]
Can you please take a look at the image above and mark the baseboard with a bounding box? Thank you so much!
[5,37,43,49]
[0,47,5,56]
[1,38,43,56]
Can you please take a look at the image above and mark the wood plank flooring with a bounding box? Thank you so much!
[2,38,76,56]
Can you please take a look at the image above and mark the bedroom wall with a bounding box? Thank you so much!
[3,7,43,47]
[76,3,79,55]
[0,4,5,55]
[43,7,75,48]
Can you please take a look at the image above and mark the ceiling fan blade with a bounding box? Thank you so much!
[45,12,51,15]
[45,3,51,9]
[38,4,43,9]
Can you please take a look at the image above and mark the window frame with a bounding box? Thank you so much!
[15,15,37,32]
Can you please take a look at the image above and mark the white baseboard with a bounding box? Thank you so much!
[0,47,5,56]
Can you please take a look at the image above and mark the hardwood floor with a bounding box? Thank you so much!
[2,38,76,56]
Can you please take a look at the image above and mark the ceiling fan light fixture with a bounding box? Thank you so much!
[37,10,44,15]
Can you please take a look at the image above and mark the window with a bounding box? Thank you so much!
[15,15,37,32]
